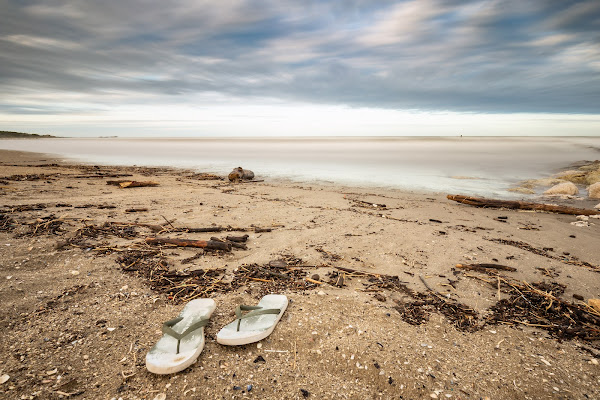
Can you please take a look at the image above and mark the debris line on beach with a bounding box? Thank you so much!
[447,194,600,216]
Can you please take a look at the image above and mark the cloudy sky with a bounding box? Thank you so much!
[1,0,599,137]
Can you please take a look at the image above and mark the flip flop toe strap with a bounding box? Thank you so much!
[162,316,209,354]
[235,305,281,332]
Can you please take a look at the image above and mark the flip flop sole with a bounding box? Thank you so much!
[146,298,216,374]
[217,295,288,346]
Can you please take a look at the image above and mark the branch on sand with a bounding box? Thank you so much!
[447,194,600,216]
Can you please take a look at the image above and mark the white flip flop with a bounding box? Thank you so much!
[216,294,288,346]
[146,298,216,374]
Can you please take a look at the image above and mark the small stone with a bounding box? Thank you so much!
[588,182,600,199]
[317,291,326,296]
[253,355,265,363]
[46,368,57,375]
[107,327,116,332]
[70,270,80,276]
[571,221,589,227]
[540,358,551,366]
[300,388,310,398]
[590,358,598,365]
[153,394,166,400]
[553,387,559,392]
[256,342,262,349]
[311,274,320,281]
[430,393,438,399]
[233,386,241,390]
[544,182,578,196]
[0,374,9,384]
[576,215,589,221]
[247,384,253,392]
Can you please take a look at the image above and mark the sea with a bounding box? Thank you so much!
[1,136,599,198]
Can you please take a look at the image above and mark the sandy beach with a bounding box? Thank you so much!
[1,149,599,400]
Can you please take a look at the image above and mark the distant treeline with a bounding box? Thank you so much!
[0,131,56,138]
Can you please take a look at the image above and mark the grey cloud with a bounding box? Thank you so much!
[0,0,598,115]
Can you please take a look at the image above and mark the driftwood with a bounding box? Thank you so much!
[210,236,247,250]
[226,234,249,242]
[107,180,159,188]
[145,237,232,251]
[455,263,517,273]
[182,226,252,233]
[447,194,600,216]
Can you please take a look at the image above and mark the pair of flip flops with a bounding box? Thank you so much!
[146,294,288,374]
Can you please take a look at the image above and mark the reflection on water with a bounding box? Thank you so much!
[1,136,599,198]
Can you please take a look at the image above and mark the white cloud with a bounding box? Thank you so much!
[357,0,449,46]
[1,34,81,49]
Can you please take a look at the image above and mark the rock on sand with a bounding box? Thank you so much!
[544,182,578,196]
[588,182,600,199]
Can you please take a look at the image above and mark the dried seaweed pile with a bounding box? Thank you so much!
[1,173,58,181]
[117,250,231,302]
[1,203,48,212]
[487,280,600,342]
[393,287,481,332]
[323,266,481,332]
[21,215,65,236]
[363,273,411,292]
[79,223,138,239]
[489,238,600,271]
[233,263,317,298]
[0,213,15,232]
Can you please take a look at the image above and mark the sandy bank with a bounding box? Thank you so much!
[1,150,599,399]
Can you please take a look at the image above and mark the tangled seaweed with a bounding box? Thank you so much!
[233,263,318,298]
[393,288,480,332]
[117,250,231,302]
[22,215,65,236]
[0,213,15,232]
[487,280,600,342]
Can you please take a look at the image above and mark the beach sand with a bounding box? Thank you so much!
[0,149,599,399]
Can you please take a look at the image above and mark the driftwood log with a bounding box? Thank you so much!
[210,237,247,250]
[447,194,600,216]
[145,237,232,251]
[107,180,159,188]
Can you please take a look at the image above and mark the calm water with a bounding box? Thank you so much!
[1,137,599,198]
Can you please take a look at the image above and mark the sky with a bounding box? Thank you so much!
[1,0,599,137]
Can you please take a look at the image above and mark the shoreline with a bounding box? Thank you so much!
[1,149,599,399]
[2,136,600,201]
